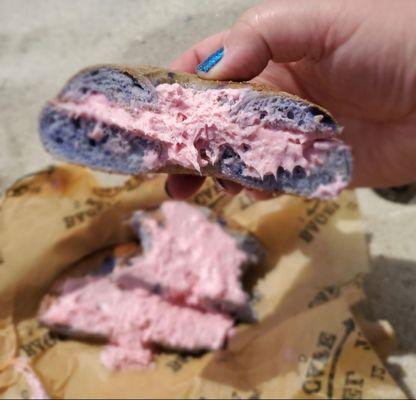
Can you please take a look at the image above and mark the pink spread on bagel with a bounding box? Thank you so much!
[117,201,249,309]
[39,201,253,370]
[40,278,233,370]
[14,358,49,399]
[53,83,338,179]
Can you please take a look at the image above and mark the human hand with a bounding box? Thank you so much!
[166,0,416,199]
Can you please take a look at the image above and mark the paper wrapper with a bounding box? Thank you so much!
[0,165,406,399]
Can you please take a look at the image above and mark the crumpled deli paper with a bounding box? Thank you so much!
[0,165,406,399]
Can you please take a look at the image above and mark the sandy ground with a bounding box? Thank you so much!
[1,0,415,397]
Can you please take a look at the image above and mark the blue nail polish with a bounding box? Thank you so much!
[197,47,224,73]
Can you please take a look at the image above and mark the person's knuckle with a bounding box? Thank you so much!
[238,6,263,30]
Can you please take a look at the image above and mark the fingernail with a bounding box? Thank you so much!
[214,178,227,191]
[197,47,224,73]
[215,178,243,195]
[164,181,172,198]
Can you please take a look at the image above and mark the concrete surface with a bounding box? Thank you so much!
[1,0,415,397]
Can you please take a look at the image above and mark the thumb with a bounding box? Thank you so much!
[196,0,339,81]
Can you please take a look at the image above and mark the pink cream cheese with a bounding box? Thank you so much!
[116,201,249,309]
[311,175,347,199]
[40,201,248,370]
[41,278,233,370]
[55,84,333,179]
[14,358,49,399]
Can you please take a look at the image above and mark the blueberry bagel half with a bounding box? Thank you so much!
[39,65,352,199]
